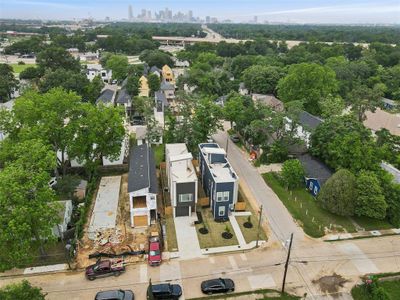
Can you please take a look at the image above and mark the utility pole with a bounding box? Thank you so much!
[281,233,294,294]
[256,205,263,247]
[225,135,229,155]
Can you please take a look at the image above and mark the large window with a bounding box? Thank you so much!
[216,191,230,202]
[179,193,193,203]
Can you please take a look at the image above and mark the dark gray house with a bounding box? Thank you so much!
[128,144,158,227]
[198,143,239,220]
[166,144,198,217]
[96,89,115,106]
[297,154,333,197]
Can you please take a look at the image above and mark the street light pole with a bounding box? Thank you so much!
[225,135,229,155]
[281,233,294,294]
[256,205,263,247]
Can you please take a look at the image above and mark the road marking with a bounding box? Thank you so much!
[240,253,247,261]
[140,264,147,283]
[228,256,238,270]
[337,243,379,274]
[248,274,276,289]
[209,257,215,264]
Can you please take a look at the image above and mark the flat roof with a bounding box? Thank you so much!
[88,176,121,240]
[166,143,197,182]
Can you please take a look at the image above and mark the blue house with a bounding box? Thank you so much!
[298,154,333,197]
[198,143,239,220]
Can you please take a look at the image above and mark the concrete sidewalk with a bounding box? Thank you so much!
[174,215,202,260]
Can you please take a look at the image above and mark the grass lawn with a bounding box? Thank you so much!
[236,215,267,244]
[263,173,356,238]
[188,288,300,300]
[165,214,178,251]
[152,144,164,167]
[352,280,400,300]
[352,216,393,231]
[29,241,67,267]
[195,208,238,249]
[11,63,35,73]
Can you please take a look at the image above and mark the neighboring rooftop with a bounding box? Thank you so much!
[128,144,158,194]
[364,108,400,136]
[252,94,284,112]
[297,154,333,185]
[381,162,400,184]
[160,80,174,90]
[299,111,323,131]
[382,98,398,107]
[199,143,238,183]
[96,89,115,105]
[88,176,121,240]
[116,87,131,104]
[155,91,168,107]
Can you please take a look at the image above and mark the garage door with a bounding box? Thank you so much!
[134,215,148,227]
[175,206,190,217]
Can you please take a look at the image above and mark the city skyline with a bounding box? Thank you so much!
[1,0,400,24]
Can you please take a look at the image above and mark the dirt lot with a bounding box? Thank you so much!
[75,174,158,268]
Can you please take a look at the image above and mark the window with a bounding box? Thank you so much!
[309,181,314,190]
[314,186,318,195]
[179,194,192,203]
[216,191,230,202]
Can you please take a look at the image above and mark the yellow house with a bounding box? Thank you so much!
[162,65,175,84]
[139,75,150,97]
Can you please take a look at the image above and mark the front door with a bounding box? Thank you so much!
[218,206,226,218]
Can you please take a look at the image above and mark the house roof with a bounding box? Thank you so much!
[252,94,284,112]
[155,91,168,107]
[382,98,397,106]
[128,144,158,194]
[96,89,115,105]
[115,88,131,104]
[298,111,323,131]
[160,80,174,91]
[150,66,161,73]
[381,162,400,184]
[297,154,333,185]
[364,108,400,136]
[166,143,197,183]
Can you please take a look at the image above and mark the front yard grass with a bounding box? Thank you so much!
[152,144,164,167]
[11,63,35,73]
[263,173,356,238]
[352,215,393,231]
[188,288,300,300]
[195,208,238,249]
[165,214,178,251]
[352,280,400,300]
[236,215,267,244]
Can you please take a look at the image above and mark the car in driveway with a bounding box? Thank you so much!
[148,236,162,266]
[85,259,125,281]
[147,283,182,299]
[201,278,235,295]
[230,134,240,143]
[95,289,134,300]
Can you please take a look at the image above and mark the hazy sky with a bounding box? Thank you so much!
[1,0,400,24]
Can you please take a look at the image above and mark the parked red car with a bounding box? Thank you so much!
[85,259,125,280]
[148,236,162,266]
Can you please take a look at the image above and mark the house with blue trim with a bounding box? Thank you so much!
[298,154,333,197]
[198,143,239,220]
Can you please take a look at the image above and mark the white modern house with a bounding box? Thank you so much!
[166,144,198,217]
[86,64,112,83]
[128,144,158,227]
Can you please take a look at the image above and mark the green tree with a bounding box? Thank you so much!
[223,93,246,128]
[0,64,18,103]
[126,74,140,96]
[348,83,384,122]
[147,73,161,95]
[381,65,400,100]
[319,94,345,119]
[243,65,284,94]
[19,66,42,81]
[318,169,357,216]
[36,46,81,72]
[0,280,46,300]
[139,50,173,68]
[106,54,129,82]
[85,75,105,104]
[281,159,305,189]
[68,103,125,178]
[277,63,338,115]
[355,171,387,219]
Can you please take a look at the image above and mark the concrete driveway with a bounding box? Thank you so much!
[174,215,202,260]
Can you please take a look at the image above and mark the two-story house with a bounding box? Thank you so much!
[198,143,239,220]
[128,144,158,227]
[166,144,198,218]
[162,64,175,84]
[139,75,150,97]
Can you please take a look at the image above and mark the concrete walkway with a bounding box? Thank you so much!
[173,215,202,260]
[229,213,250,246]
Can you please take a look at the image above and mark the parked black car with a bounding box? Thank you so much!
[201,278,235,295]
[95,289,134,300]
[230,134,240,143]
[147,283,182,299]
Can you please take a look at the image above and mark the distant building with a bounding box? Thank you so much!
[198,143,239,220]
[206,16,211,23]
[252,94,284,112]
[86,64,112,83]
[162,64,175,84]
[382,98,398,110]
[96,89,115,106]
[238,82,249,95]
[286,111,323,148]
[139,75,150,97]
[128,5,133,21]
[160,80,175,100]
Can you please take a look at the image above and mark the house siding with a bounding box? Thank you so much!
[176,182,196,212]
[305,178,321,197]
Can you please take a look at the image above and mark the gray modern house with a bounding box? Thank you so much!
[128,144,158,227]
[198,143,239,220]
[166,144,198,217]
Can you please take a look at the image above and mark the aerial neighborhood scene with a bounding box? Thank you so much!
[1,0,400,299]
